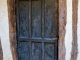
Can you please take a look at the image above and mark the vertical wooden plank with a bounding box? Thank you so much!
[16,1,21,60]
[71,0,78,60]
[0,38,3,60]
[44,43,54,60]
[42,0,45,59]
[44,0,58,38]
[19,42,30,60]
[32,42,42,60]
[42,42,44,60]
[19,1,29,37]
[32,0,41,38]
[59,0,67,60]
[7,0,18,60]
[30,41,32,60]
[54,42,58,60]
[42,0,45,38]
[29,0,31,38]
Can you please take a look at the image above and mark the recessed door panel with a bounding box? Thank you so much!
[44,0,58,38]
[18,42,30,60]
[44,43,54,60]
[19,1,29,37]
[32,42,42,60]
[32,0,42,37]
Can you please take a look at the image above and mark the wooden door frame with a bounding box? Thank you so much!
[7,0,67,60]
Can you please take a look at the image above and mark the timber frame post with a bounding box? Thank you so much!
[58,0,66,60]
[7,0,18,60]
[71,0,78,60]
[7,0,67,60]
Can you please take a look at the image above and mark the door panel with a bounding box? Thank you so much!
[44,0,58,38]
[44,43,54,60]
[19,1,29,37]
[18,42,30,60]
[32,0,41,37]
[17,0,58,60]
[32,43,42,60]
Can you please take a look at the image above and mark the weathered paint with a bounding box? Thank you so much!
[0,0,13,60]
[17,0,58,60]
[77,0,80,60]
[0,0,80,60]
[65,0,72,60]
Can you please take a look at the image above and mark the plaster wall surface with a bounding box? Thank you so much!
[77,0,80,60]
[0,0,13,60]
[65,0,72,60]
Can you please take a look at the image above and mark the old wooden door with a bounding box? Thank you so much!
[16,0,58,60]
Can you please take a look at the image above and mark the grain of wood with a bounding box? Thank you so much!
[71,0,78,60]
[58,0,67,60]
[7,0,18,60]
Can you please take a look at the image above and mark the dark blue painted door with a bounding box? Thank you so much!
[17,0,58,60]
